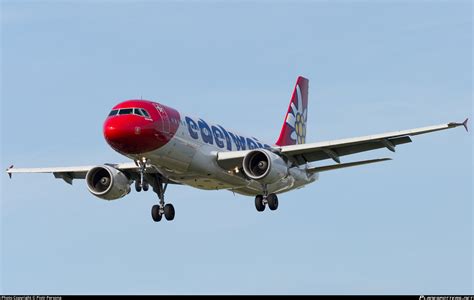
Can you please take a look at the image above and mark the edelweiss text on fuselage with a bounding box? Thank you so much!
[184,116,271,151]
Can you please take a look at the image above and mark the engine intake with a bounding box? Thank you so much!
[242,149,288,184]
[86,165,131,200]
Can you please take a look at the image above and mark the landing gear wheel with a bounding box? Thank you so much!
[267,193,279,211]
[164,204,175,221]
[151,205,162,222]
[135,180,142,192]
[150,174,175,223]
[255,195,265,212]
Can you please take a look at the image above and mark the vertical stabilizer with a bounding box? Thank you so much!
[276,76,309,146]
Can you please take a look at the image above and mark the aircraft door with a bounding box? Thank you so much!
[154,103,171,133]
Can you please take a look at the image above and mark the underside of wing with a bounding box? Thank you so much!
[5,162,175,185]
[306,158,392,173]
[216,150,250,170]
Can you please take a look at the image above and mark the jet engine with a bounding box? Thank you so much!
[85,165,131,200]
[242,149,288,184]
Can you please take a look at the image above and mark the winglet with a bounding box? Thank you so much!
[462,118,469,132]
[448,118,469,132]
[6,165,13,178]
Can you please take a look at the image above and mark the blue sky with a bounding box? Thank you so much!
[1,0,472,295]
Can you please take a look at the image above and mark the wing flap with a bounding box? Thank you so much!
[307,158,392,174]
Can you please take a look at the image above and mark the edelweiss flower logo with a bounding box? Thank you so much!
[286,84,307,144]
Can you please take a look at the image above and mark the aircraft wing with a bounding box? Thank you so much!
[6,162,165,184]
[216,119,468,170]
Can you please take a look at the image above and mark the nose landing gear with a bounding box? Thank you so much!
[135,157,150,192]
[135,180,149,192]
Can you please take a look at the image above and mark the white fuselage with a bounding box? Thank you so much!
[124,113,317,196]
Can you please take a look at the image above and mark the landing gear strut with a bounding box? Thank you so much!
[150,175,175,222]
[254,185,279,212]
[135,157,150,192]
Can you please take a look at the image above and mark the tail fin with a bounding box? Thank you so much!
[276,76,309,146]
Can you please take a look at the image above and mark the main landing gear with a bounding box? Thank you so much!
[135,158,175,222]
[254,188,279,212]
[150,175,175,222]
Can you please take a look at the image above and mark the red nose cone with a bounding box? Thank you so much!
[104,115,166,154]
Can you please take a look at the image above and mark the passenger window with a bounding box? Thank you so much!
[119,108,133,115]
[108,110,118,116]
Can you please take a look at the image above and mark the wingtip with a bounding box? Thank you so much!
[6,165,13,178]
[462,118,469,132]
[448,118,469,132]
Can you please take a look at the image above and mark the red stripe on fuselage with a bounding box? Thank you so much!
[103,100,180,155]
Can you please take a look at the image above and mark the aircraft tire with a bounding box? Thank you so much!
[267,193,279,211]
[255,195,265,212]
[135,180,142,192]
[164,204,175,221]
[143,182,149,192]
[152,205,162,222]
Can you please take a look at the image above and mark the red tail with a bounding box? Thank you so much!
[276,76,309,146]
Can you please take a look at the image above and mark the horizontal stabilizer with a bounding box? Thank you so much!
[306,158,392,174]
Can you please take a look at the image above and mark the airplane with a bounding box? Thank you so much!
[6,76,469,223]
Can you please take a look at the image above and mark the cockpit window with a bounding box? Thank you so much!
[134,108,144,116]
[109,107,152,118]
[140,109,150,118]
[119,108,133,115]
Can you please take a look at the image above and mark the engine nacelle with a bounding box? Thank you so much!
[85,165,131,201]
[242,149,288,184]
